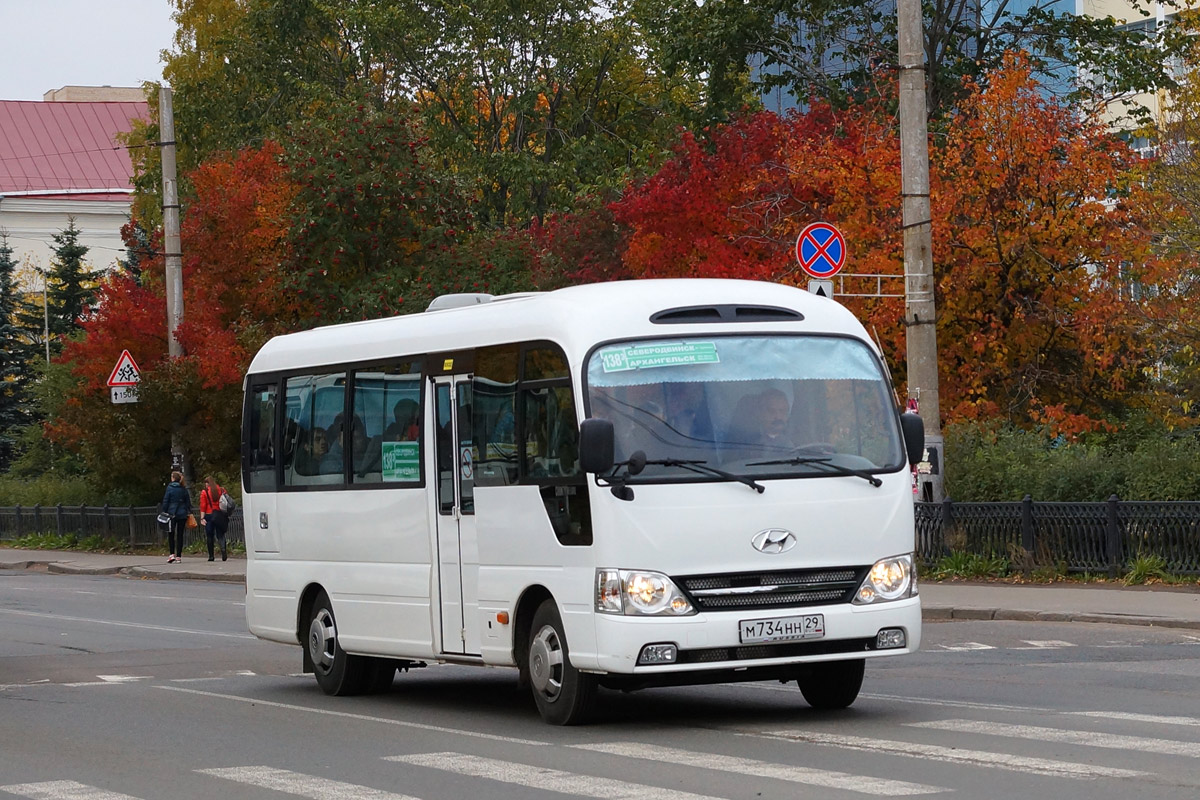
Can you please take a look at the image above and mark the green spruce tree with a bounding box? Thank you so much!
[0,233,28,469]
[45,218,96,343]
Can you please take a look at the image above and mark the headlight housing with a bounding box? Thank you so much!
[852,554,915,604]
[596,569,695,616]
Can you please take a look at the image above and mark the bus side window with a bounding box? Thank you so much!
[283,373,346,486]
[351,360,422,485]
[520,345,590,545]
[245,382,277,493]
[473,345,519,486]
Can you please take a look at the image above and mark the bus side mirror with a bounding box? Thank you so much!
[579,418,615,474]
[900,412,925,466]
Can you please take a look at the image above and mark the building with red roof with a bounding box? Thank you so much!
[0,87,149,284]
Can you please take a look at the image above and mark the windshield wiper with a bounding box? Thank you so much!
[745,456,883,487]
[641,457,766,494]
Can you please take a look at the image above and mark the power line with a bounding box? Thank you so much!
[0,141,159,165]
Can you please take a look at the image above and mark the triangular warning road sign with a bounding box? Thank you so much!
[106,350,142,387]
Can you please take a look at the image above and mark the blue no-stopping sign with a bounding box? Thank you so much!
[796,222,847,278]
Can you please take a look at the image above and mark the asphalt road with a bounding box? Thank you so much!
[3,571,1200,799]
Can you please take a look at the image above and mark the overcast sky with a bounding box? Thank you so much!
[0,0,176,101]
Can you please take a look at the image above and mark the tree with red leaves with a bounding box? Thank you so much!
[50,143,296,497]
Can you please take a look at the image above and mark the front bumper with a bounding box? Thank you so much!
[585,595,921,675]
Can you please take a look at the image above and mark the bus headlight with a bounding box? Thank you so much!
[852,554,914,604]
[596,569,695,616]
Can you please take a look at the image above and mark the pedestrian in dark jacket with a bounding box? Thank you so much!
[199,475,229,562]
[160,471,191,563]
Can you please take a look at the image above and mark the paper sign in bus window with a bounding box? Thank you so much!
[381,441,420,482]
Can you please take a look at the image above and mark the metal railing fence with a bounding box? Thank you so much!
[4,498,1199,575]
[0,505,245,550]
[916,496,1200,576]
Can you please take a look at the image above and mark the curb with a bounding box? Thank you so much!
[47,563,125,576]
[123,566,243,583]
[923,606,1200,631]
[1,561,244,584]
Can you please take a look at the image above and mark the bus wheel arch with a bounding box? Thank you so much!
[513,585,553,689]
[297,583,327,673]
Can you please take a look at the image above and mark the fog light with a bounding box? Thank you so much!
[876,628,906,649]
[637,643,678,665]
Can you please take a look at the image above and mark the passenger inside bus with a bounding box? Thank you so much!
[385,399,420,441]
[322,414,368,474]
[295,428,329,475]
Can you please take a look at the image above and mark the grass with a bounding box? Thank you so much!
[930,551,1011,580]
[1123,553,1170,586]
[1,533,245,557]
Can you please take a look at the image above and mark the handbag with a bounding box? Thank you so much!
[186,513,198,528]
[156,512,171,525]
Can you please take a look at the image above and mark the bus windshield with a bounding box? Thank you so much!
[586,335,905,482]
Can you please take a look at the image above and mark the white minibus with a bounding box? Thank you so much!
[241,279,925,725]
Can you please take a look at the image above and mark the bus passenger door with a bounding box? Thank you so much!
[433,376,480,655]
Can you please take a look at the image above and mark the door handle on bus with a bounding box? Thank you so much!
[259,512,269,529]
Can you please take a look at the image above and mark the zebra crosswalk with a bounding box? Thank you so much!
[5,706,1200,799]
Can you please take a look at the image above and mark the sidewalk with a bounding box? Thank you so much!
[3,547,1200,629]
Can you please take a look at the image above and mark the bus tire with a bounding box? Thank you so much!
[365,659,397,694]
[528,599,596,725]
[307,590,369,696]
[797,658,865,710]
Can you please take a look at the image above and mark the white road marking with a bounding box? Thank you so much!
[0,780,142,800]
[1068,710,1200,728]
[859,692,1046,714]
[60,682,124,688]
[201,767,418,800]
[96,675,145,683]
[572,741,946,795]
[742,730,1146,779]
[912,719,1200,757]
[937,641,995,651]
[1018,640,1075,648]
[159,685,549,745]
[0,608,254,639]
[389,752,725,800]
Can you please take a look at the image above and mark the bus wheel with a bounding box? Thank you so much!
[366,659,396,694]
[797,659,865,710]
[308,590,368,696]
[528,599,596,725]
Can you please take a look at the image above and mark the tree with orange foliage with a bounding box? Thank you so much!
[614,54,1189,436]
[929,52,1187,434]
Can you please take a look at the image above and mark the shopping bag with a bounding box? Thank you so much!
[186,513,198,528]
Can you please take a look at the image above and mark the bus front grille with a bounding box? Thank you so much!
[676,567,868,611]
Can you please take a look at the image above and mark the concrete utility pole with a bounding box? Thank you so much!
[159,87,188,481]
[159,87,183,358]
[897,0,944,502]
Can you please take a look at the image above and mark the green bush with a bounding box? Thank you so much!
[0,475,97,507]
[944,420,1200,501]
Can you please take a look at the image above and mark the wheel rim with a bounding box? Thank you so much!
[529,624,564,701]
[309,607,337,674]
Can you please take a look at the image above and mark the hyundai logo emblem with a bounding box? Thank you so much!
[752,528,797,554]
